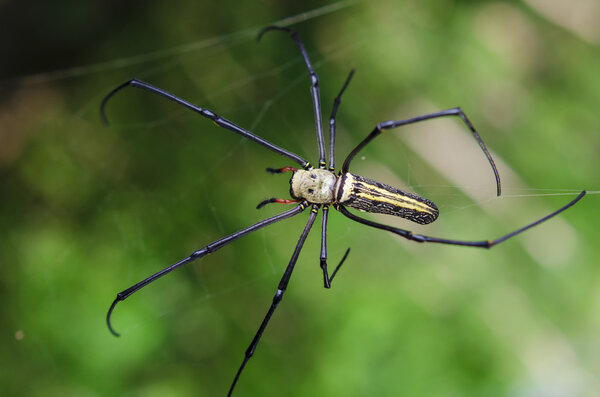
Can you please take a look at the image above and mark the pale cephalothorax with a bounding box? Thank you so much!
[289,169,337,203]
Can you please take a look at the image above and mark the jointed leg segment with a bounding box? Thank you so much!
[106,204,307,337]
[341,107,502,196]
[100,78,310,169]
[228,204,319,396]
[259,26,327,168]
[328,70,355,171]
[337,190,585,248]
[319,206,350,288]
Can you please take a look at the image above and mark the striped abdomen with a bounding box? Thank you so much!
[335,172,439,225]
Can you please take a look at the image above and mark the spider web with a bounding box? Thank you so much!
[2,1,599,396]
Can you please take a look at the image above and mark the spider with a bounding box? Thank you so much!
[100,26,586,396]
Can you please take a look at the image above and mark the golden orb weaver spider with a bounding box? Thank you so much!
[100,26,586,396]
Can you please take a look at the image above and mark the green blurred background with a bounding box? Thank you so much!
[1,0,599,396]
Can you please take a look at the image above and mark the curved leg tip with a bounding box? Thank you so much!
[257,26,277,42]
[99,110,110,126]
[106,297,122,337]
[256,25,291,42]
[256,198,275,209]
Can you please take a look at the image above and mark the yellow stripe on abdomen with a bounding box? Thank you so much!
[336,172,439,225]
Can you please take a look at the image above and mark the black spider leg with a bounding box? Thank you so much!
[341,107,502,196]
[320,206,351,288]
[336,190,585,248]
[100,79,311,169]
[228,204,319,396]
[328,69,355,171]
[106,203,308,337]
[258,26,326,169]
[318,71,355,288]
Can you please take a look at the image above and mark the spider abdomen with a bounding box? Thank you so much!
[335,172,439,225]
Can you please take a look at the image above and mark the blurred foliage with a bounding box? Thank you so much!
[1,0,599,396]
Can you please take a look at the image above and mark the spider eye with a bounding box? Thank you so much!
[308,188,314,194]
[310,174,316,179]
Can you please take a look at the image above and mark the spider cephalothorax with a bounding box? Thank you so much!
[289,169,336,203]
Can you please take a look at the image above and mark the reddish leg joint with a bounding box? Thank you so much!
[274,199,298,204]
[256,198,298,209]
[266,166,298,174]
